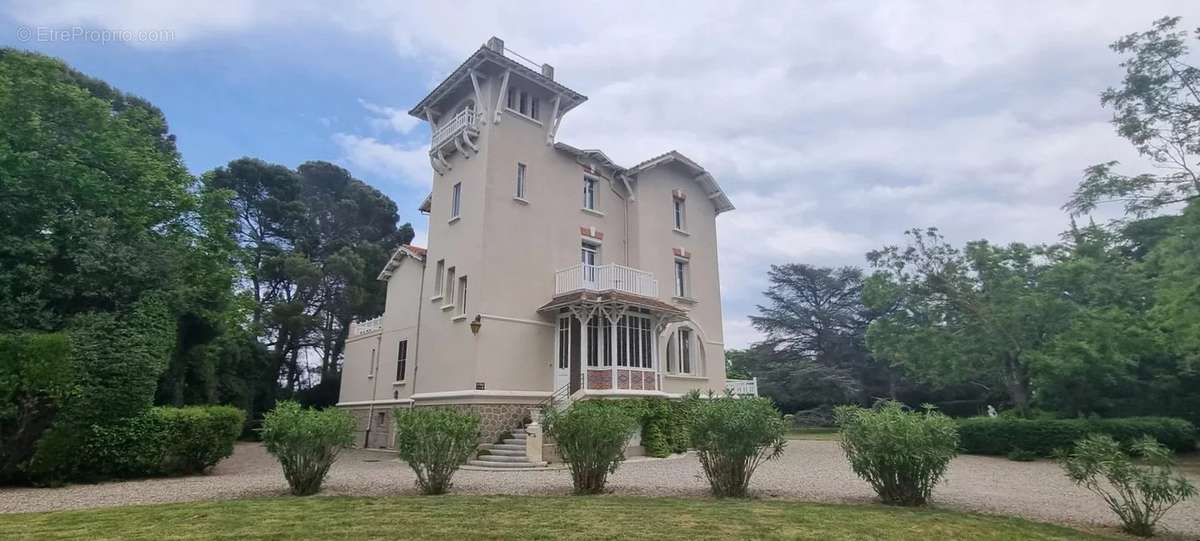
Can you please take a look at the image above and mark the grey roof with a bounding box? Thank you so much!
[624,150,736,214]
[408,44,587,119]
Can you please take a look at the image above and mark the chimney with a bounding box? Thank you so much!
[486,37,504,53]
[541,63,555,80]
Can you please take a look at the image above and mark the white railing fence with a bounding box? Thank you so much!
[431,108,477,149]
[554,263,658,298]
[726,377,759,397]
[350,315,383,337]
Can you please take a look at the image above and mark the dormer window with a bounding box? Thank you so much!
[505,87,539,120]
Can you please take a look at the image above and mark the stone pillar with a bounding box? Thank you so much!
[525,409,544,463]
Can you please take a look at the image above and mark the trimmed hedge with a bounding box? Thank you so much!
[957,416,1197,457]
[83,405,245,479]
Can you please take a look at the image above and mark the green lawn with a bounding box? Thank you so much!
[0,495,1113,540]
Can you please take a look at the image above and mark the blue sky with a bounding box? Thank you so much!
[3,1,1197,347]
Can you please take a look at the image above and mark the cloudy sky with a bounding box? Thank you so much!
[3,1,1196,348]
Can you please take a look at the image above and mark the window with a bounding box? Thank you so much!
[457,276,468,315]
[433,259,445,297]
[557,316,570,369]
[601,318,612,367]
[515,163,526,199]
[450,182,462,219]
[376,412,386,427]
[581,243,598,266]
[673,197,686,230]
[445,267,456,304]
[586,318,600,367]
[506,87,539,120]
[582,176,597,210]
[368,347,377,377]
[679,329,693,374]
[612,313,653,369]
[674,259,689,298]
[396,340,408,381]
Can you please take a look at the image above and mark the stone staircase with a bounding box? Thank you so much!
[467,427,547,469]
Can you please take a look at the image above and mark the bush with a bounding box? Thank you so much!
[835,401,959,506]
[690,397,786,498]
[545,401,637,495]
[0,332,74,484]
[79,405,245,479]
[392,408,479,495]
[1060,434,1196,537]
[28,297,175,483]
[958,417,1197,457]
[156,406,245,474]
[259,401,355,496]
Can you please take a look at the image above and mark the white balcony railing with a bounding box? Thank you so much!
[726,377,759,397]
[350,316,383,337]
[431,108,477,150]
[554,263,658,298]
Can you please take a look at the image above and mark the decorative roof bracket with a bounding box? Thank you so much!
[468,70,488,120]
[494,69,510,124]
[546,94,562,145]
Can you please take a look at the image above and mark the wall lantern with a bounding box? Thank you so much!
[470,314,482,335]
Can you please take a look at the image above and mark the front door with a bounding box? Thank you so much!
[555,316,572,392]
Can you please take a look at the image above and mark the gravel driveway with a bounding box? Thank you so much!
[2,440,1197,537]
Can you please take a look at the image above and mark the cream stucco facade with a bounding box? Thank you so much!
[337,37,735,447]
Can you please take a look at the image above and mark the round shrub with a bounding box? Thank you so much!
[1060,434,1196,537]
[259,401,355,496]
[156,406,245,474]
[689,397,786,498]
[545,400,637,495]
[835,401,959,506]
[393,408,480,495]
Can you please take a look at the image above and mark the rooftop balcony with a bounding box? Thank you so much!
[554,263,658,298]
[431,108,479,152]
[349,315,383,337]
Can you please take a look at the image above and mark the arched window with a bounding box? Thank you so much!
[666,327,697,375]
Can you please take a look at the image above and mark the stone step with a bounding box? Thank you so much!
[473,454,530,463]
[507,432,527,439]
[466,460,546,469]
[488,443,525,452]
[503,438,529,445]
[484,448,526,457]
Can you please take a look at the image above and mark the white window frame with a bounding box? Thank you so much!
[444,266,456,307]
[678,328,694,375]
[674,259,689,298]
[673,197,686,231]
[432,259,445,300]
[450,182,462,220]
[457,276,468,315]
[582,176,597,210]
[515,163,527,200]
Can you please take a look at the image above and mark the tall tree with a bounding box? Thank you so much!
[864,229,1074,414]
[745,264,901,408]
[1065,16,1200,217]
[203,158,411,399]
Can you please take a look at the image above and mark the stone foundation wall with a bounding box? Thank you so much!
[415,402,541,444]
[346,407,397,449]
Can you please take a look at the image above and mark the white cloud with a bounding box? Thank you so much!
[358,99,420,134]
[331,133,429,188]
[17,0,1200,347]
